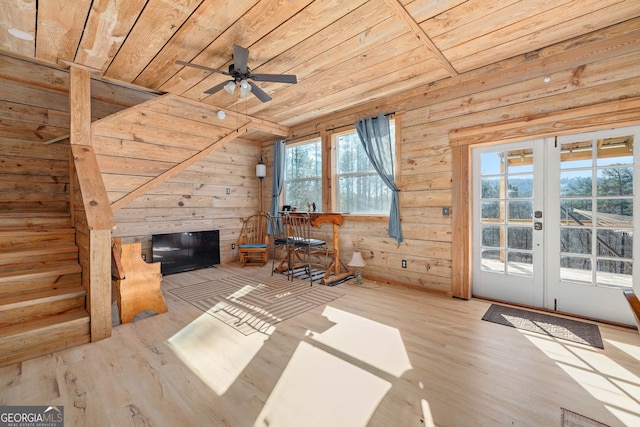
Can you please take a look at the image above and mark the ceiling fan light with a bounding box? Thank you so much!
[240,81,252,98]
[224,81,236,94]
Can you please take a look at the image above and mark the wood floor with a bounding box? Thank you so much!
[1,264,639,426]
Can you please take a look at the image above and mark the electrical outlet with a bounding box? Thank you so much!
[226,188,231,195]
[402,259,407,268]
[231,243,235,249]
[443,206,450,216]
[141,254,146,261]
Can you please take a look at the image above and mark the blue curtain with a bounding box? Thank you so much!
[268,139,286,234]
[355,114,403,243]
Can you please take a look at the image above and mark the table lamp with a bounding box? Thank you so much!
[348,252,366,284]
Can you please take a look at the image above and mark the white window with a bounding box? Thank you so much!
[284,139,322,210]
[334,123,395,214]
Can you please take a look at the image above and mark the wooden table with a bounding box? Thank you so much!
[284,212,352,285]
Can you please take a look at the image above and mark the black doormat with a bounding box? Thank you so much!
[482,304,604,349]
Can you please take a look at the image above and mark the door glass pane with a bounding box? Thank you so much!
[560,170,592,197]
[596,136,633,166]
[482,226,502,247]
[596,229,633,258]
[508,201,532,220]
[506,148,533,173]
[596,260,632,287]
[560,140,592,168]
[597,168,633,196]
[559,135,634,288]
[560,228,591,254]
[560,256,592,284]
[481,177,502,198]
[479,146,534,277]
[597,198,632,216]
[482,201,502,219]
[481,152,504,175]
[560,199,592,223]
[481,250,504,273]
[507,227,532,250]
[507,175,533,198]
[508,252,533,276]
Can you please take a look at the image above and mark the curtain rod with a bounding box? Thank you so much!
[284,131,320,143]
[284,112,394,142]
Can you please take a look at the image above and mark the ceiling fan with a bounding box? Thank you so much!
[176,44,297,102]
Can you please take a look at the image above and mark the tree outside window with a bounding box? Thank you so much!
[335,125,394,214]
[284,139,322,210]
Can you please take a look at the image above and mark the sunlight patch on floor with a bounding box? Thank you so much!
[167,312,267,395]
[307,306,412,377]
[421,399,436,427]
[518,331,594,369]
[524,333,640,426]
[254,341,391,427]
[607,339,640,362]
[254,305,419,426]
[570,346,640,383]
[230,284,263,299]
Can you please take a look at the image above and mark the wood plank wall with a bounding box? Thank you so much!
[280,19,640,296]
[0,54,155,215]
[92,95,263,262]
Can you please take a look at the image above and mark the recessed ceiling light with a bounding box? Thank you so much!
[8,28,34,41]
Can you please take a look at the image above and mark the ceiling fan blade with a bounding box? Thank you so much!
[233,45,249,74]
[250,74,297,84]
[204,80,232,95]
[176,60,229,75]
[250,84,272,102]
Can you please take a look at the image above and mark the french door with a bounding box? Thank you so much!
[472,126,639,326]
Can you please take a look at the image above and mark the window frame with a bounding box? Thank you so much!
[282,114,401,218]
[283,137,323,211]
[330,123,397,215]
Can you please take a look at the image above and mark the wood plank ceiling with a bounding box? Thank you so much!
[1,0,639,129]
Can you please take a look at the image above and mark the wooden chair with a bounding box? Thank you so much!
[111,240,167,324]
[623,289,640,332]
[238,213,269,267]
[269,213,289,275]
[283,212,328,285]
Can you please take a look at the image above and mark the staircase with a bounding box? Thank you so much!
[0,213,90,366]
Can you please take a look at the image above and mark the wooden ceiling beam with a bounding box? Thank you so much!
[248,118,289,137]
[381,0,458,77]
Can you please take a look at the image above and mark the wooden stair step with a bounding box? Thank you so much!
[0,286,86,327]
[0,213,71,229]
[0,273,80,298]
[0,263,82,283]
[0,309,90,367]
[0,228,75,250]
[0,243,78,267]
